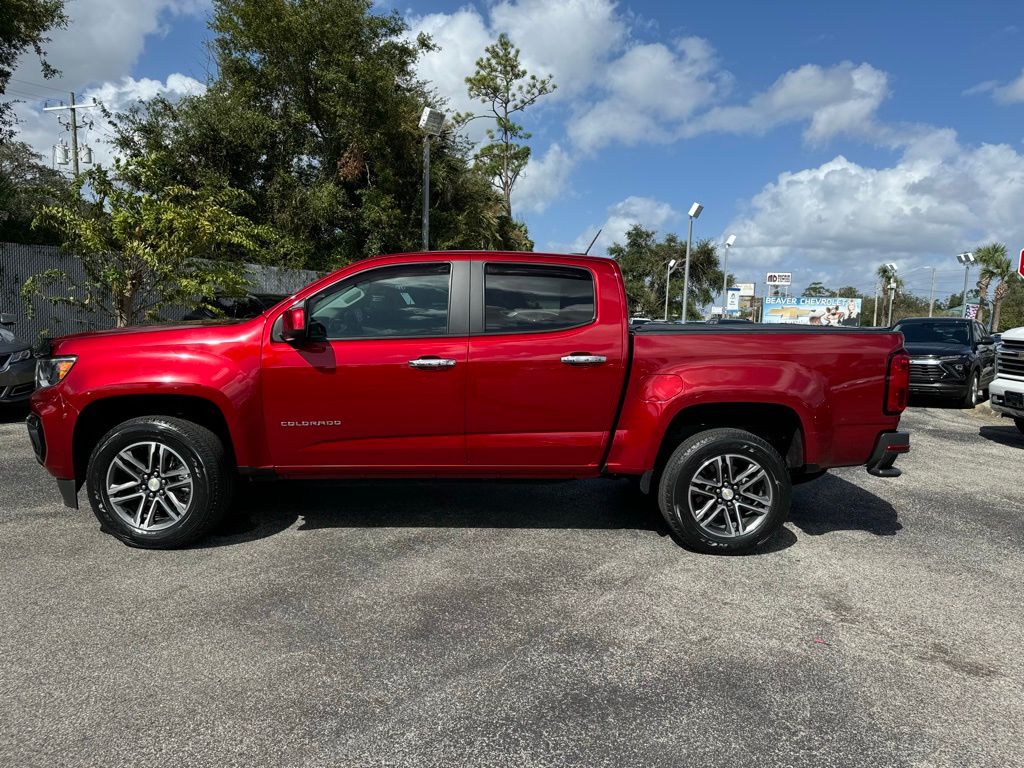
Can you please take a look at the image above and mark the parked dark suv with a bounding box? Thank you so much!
[0,313,35,407]
[893,317,996,407]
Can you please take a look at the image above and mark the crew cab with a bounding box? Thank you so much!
[27,252,911,554]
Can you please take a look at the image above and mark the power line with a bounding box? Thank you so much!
[8,76,69,95]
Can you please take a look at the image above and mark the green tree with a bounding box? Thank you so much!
[876,263,903,324]
[110,0,528,271]
[0,139,71,243]
[24,155,276,327]
[0,0,67,139]
[974,242,1017,331]
[803,281,836,297]
[459,33,555,218]
[608,224,723,321]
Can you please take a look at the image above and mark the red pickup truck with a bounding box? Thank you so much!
[27,251,910,553]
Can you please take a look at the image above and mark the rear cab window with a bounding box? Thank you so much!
[483,263,595,334]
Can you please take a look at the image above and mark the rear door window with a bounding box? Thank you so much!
[483,264,595,333]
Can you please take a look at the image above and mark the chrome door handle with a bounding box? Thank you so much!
[408,357,457,369]
[561,354,607,366]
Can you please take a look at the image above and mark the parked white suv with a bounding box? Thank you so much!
[990,326,1024,433]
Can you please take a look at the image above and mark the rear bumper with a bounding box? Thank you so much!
[866,431,910,478]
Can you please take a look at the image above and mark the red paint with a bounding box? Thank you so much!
[30,251,908,489]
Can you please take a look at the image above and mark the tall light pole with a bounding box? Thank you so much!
[680,202,704,322]
[957,251,976,317]
[885,262,897,327]
[664,259,678,320]
[418,107,446,251]
[928,266,937,317]
[721,234,736,313]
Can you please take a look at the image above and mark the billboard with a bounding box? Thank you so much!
[726,287,741,313]
[766,272,792,286]
[762,297,863,326]
[736,282,756,297]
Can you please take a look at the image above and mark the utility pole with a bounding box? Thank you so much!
[887,280,897,326]
[928,267,936,317]
[43,92,97,177]
[873,281,880,326]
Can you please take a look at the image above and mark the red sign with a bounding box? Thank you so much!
[1019,248,1024,279]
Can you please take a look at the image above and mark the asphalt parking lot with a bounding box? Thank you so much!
[1,404,1022,767]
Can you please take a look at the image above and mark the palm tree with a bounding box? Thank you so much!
[876,264,903,325]
[975,243,1015,331]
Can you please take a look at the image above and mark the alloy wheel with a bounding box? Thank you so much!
[104,441,194,532]
[685,453,774,538]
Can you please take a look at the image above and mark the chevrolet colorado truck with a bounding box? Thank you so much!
[27,251,911,553]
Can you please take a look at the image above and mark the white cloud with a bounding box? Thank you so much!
[722,131,1024,287]
[964,69,1024,104]
[689,62,889,144]
[12,0,210,92]
[570,36,729,151]
[572,196,680,254]
[512,143,576,214]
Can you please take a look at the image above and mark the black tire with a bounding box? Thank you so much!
[1015,418,1024,435]
[960,371,981,408]
[86,416,234,549]
[657,428,791,555]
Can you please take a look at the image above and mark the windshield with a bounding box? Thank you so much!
[894,321,970,345]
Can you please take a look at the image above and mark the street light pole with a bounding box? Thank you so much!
[721,234,736,313]
[418,107,446,251]
[680,202,703,322]
[422,135,430,250]
[887,280,897,326]
[957,252,976,317]
[928,267,936,317]
[664,259,678,320]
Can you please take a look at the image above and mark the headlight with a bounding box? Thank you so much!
[35,356,77,388]
[938,355,968,372]
[8,348,32,364]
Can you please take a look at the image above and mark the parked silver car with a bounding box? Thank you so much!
[0,314,35,405]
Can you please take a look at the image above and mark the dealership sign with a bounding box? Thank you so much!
[762,296,863,326]
[766,272,792,286]
[736,282,756,297]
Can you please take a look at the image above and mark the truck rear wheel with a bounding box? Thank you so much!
[85,416,234,549]
[657,428,791,554]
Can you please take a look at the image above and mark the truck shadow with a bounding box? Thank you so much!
[790,473,901,537]
[978,425,1024,449]
[212,479,666,545]
[0,403,29,423]
[208,472,898,549]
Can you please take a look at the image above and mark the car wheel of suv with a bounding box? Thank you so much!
[86,416,233,549]
[657,428,791,555]
[961,371,981,408]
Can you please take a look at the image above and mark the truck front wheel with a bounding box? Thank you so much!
[657,428,791,555]
[85,416,234,549]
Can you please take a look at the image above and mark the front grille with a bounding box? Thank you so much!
[997,339,1024,379]
[909,362,945,383]
[9,382,33,396]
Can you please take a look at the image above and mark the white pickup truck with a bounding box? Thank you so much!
[990,326,1024,433]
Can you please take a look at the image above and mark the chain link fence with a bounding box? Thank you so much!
[0,242,322,341]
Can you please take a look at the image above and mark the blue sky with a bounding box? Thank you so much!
[11,0,1024,301]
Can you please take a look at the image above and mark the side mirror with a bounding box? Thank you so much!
[281,303,327,343]
[0,313,15,326]
[982,335,995,345]
[281,305,307,342]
